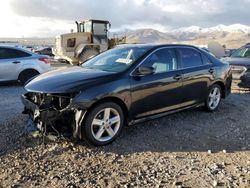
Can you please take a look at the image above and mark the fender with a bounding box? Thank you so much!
[20,64,41,75]
[71,78,131,111]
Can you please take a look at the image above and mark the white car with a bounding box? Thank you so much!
[0,46,51,83]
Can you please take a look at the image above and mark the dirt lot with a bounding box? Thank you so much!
[0,85,249,188]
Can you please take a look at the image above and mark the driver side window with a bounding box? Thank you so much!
[141,48,178,74]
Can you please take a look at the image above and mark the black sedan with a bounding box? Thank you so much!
[222,43,250,88]
[21,44,232,146]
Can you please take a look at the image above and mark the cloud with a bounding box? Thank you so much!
[3,0,250,37]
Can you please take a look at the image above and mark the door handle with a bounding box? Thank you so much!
[12,61,21,64]
[208,68,214,74]
[173,74,182,81]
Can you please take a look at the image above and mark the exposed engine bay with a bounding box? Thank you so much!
[21,92,86,139]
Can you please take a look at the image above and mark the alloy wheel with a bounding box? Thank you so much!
[208,87,221,110]
[91,107,121,142]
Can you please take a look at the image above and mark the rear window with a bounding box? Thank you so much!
[0,48,31,59]
[201,53,211,64]
[141,48,178,73]
[178,48,203,68]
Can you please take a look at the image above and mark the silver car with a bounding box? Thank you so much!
[0,46,51,83]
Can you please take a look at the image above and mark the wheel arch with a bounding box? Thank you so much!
[92,97,128,117]
[18,68,40,80]
[77,96,129,140]
[83,96,129,124]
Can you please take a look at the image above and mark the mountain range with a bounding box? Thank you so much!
[1,24,250,49]
[123,24,250,48]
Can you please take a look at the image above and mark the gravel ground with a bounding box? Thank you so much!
[0,85,249,188]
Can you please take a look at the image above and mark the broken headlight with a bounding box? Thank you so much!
[27,92,78,110]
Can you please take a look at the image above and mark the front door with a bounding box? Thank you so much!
[129,48,183,119]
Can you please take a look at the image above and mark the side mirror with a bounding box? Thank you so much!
[134,66,155,76]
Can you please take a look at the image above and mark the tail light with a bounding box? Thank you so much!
[39,58,50,64]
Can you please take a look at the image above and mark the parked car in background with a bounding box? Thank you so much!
[0,46,51,84]
[24,46,35,52]
[224,49,236,57]
[35,47,54,57]
[22,44,232,146]
[222,43,250,88]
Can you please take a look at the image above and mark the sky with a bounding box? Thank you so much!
[1,0,250,38]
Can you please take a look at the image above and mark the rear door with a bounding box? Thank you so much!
[176,47,215,106]
[0,47,32,81]
[129,47,183,119]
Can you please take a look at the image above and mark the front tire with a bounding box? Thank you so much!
[205,84,222,112]
[82,102,124,146]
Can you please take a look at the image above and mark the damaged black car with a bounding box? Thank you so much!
[22,44,232,146]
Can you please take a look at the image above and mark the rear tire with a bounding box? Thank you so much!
[205,84,222,112]
[79,48,99,64]
[18,69,39,84]
[82,102,124,146]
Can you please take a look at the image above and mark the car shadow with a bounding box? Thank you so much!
[0,92,249,157]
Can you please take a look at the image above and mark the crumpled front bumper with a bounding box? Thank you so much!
[21,94,86,139]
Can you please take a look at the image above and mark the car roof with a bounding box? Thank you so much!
[236,43,250,49]
[116,43,200,49]
[0,45,34,54]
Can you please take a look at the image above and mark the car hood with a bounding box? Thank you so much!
[222,57,250,66]
[25,66,116,93]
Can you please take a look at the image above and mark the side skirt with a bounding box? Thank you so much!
[128,103,204,126]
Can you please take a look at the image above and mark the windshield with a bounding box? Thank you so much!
[231,47,250,58]
[81,46,151,72]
